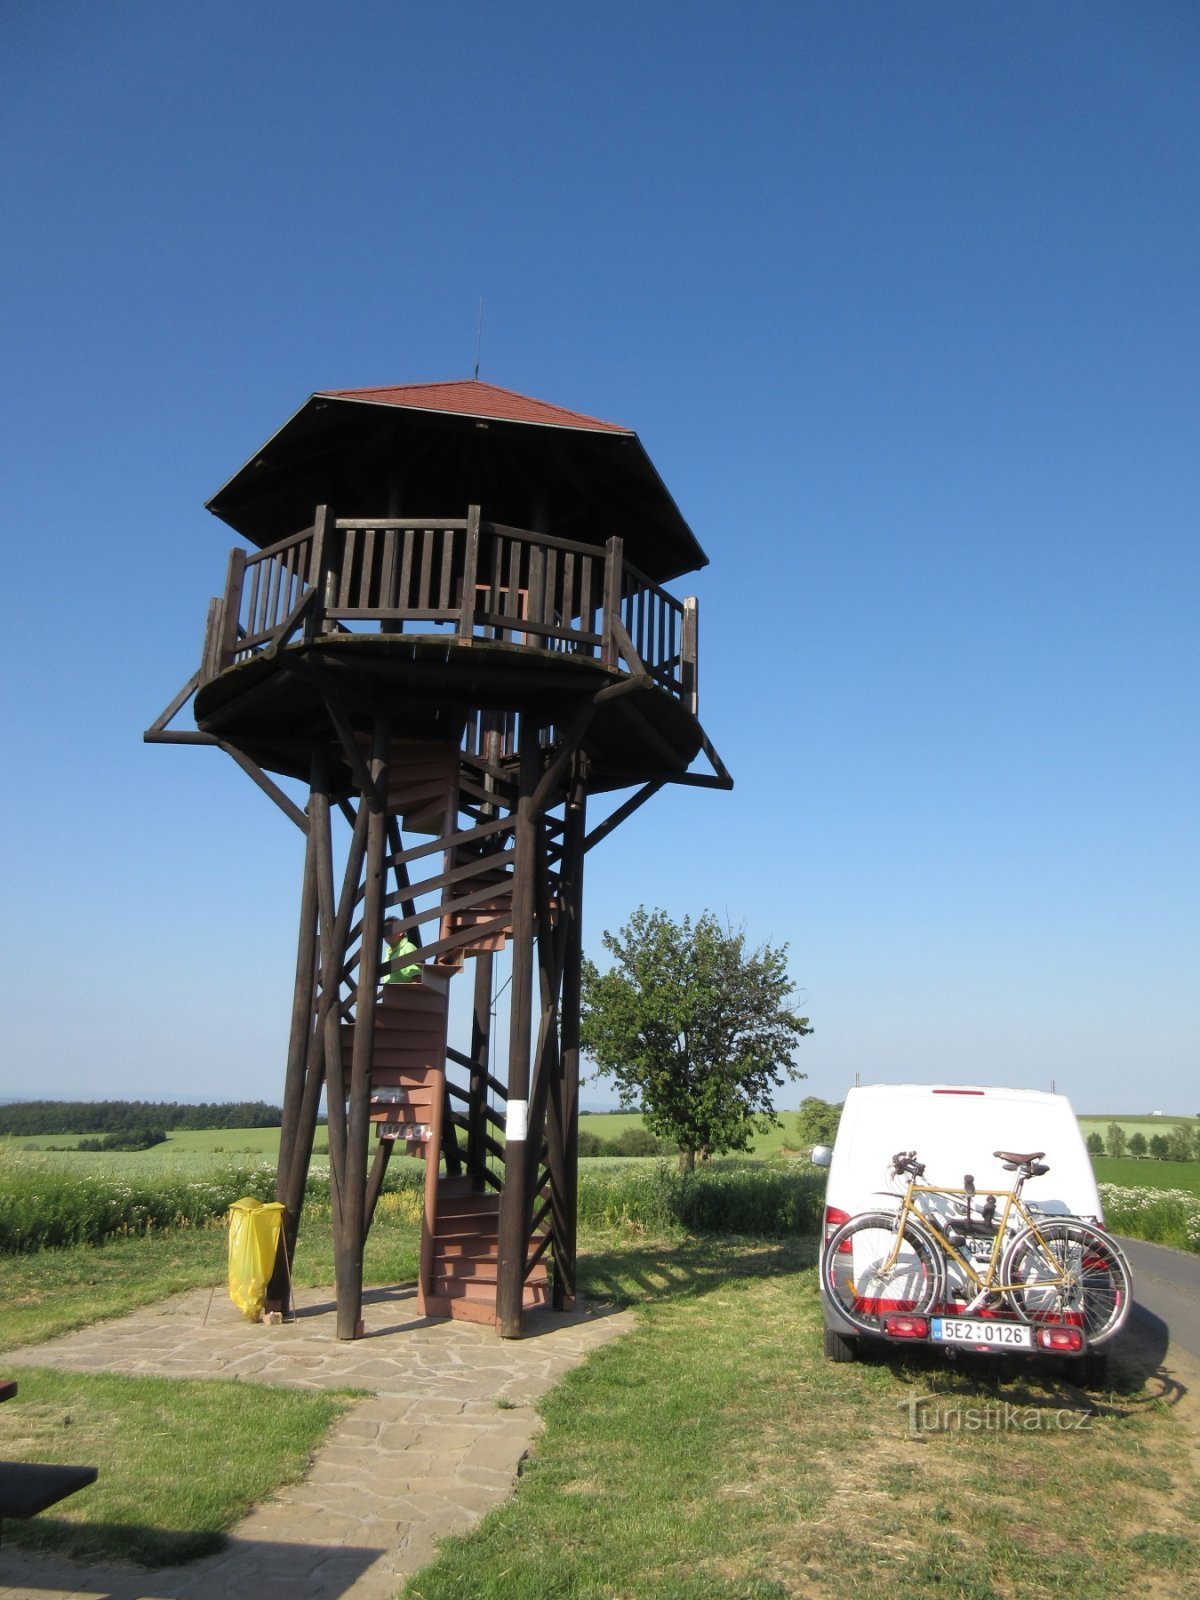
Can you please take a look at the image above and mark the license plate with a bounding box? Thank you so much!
[932,1317,1033,1349]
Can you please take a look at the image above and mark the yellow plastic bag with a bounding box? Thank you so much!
[227,1198,286,1321]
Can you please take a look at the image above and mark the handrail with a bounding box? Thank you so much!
[205,507,698,708]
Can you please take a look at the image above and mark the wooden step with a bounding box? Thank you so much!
[421,1281,550,1325]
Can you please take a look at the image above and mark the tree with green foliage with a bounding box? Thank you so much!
[1086,1132,1105,1157]
[1166,1124,1196,1162]
[795,1097,842,1149]
[1149,1134,1169,1160]
[1127,1131,1147,1158]
[580,906,812,1172]
[1106,1122,1127,1159]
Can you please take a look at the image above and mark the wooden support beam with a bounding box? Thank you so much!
[468,952,493,1183]
[271,753,324,1309]
[215,740,310,833]
[550,761,586,1308]
[495,722,540,1338]
[583,782,664,853]
[364,1136,394,1232]
[142,672,201,741]
[338,716,391,1340]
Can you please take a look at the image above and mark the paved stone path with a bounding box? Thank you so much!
[0,1284,634,1600]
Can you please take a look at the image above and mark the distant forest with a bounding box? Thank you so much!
[0,1101,282,1136]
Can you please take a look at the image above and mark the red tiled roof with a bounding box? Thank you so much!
[320,379,631,435]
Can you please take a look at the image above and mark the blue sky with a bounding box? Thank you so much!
[1,2,1195,1115]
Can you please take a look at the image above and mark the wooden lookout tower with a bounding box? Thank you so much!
[147,379,731,1339]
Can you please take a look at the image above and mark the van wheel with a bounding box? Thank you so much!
[823,1325,858,1363]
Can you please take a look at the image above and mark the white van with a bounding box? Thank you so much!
[812,1083,1117,1378]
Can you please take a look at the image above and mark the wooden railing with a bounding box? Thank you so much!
[201,507,698,711]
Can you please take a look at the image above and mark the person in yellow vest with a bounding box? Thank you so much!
[382,917,421,984]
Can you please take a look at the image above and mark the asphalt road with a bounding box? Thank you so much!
[1117,1235,1200,1364]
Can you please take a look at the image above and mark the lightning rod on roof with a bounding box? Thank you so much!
[474,297,484,381]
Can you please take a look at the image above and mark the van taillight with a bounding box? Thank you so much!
[1037,1327,1084,1353]
[824,1206,852,1252]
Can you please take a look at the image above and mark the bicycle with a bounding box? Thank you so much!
[820,1148,1132,1351]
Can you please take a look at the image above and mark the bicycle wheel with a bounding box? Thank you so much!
[821,1212,945,1337]
[1001,1221,1132,1345]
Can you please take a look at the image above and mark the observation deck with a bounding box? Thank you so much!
[190,506,713,794]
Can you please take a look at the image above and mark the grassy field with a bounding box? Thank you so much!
[2,1220,1197,1593]
[1,1368,356,1565]
[579,1112,799,1158]
[1093,1157,1200,1196]
[9,1110,1194,1171]
[417,1237,1200,1600]
[1079,1113,1198,1139]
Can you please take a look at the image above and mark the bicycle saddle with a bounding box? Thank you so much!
[993,1150,1045,1165]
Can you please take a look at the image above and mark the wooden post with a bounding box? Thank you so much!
[601,535,623,669]
[495,722,540,1337]
[270,752,325,1310]
[338,717,391,1340]
[305,506,333,642]
[550,760,586,1308]
[200,597,223,683]
[218,547,247,669]
[459,505,480,639]
[681,595,698,714]
[468,952,493,1183]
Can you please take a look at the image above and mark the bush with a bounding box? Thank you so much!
[577,1160,825,1237]
[578,1131,604,1158]
[608,1128,664,1158]
[75,1128,168,1153]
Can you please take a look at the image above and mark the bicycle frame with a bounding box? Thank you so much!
[884,1176,1068,1316]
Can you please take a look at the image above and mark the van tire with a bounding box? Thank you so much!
[823,1325,858,1363]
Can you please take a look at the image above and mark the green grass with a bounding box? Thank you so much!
[578,1113,801,1159]
[1,1203,1196,1590]
[0,1199,421,1351]
[0,1367,357,1566]
[0,1125,294,1176]
[1092,1157,1200,1196]
[404,1231,1198,1600]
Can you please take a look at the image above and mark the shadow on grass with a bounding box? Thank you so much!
[853,1301,1186,1419]
[578,1234,819,1310]
[0,1528,386,1589]
[3,1514,226,1567]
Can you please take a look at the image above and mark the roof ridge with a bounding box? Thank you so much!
[318,378,631,434]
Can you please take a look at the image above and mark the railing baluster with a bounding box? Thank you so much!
[438,527,454,611]
[398,524,414,611]
[265,551,282,633]
[417,528,434,610]
[360,528,377,609]
[338,529,357,609]
[380,526,398,612]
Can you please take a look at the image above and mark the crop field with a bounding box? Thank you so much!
[1079,1113,1198,1139]
[1092,1157,1200,1196]
[578,1110,800,1157]
[0,1126,322,1177]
